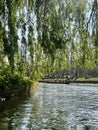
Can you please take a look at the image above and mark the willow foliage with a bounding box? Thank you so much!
[0,0,98,80]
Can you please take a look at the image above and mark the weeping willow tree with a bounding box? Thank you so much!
[63,0,98,76]
[34,0,73,74]
[88,0,98,64]
[0,0,98,85]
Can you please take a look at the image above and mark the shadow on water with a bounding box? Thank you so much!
[0,85,39,130]
[0,83,98,130]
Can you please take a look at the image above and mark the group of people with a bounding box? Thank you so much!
[66,72,78,80]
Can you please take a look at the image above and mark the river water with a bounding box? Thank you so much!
[0,83,98,130]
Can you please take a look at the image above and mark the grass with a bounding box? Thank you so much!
[76,77,98,81]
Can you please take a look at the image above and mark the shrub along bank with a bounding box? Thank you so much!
[0,66,33,99]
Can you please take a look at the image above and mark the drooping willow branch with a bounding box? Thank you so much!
[87,0,98,28]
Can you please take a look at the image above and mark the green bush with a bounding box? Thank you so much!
[0,65,33,90]
[0,65,11,88]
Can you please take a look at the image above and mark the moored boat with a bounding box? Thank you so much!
[39,80,70,84]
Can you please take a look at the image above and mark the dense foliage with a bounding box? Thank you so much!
[0,0,98,88]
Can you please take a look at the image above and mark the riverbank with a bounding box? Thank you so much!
[39,77,98,84]
[0,83,39,102]
[0,85,32,101]
[70,80,98,84]
[71,77,98,84]
[0,68,34,101]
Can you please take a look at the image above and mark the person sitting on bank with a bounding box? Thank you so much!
[67,74,70,80]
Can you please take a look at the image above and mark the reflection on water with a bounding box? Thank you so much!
[0,83,98,130]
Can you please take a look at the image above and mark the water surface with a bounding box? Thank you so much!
[0,83,98,130]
